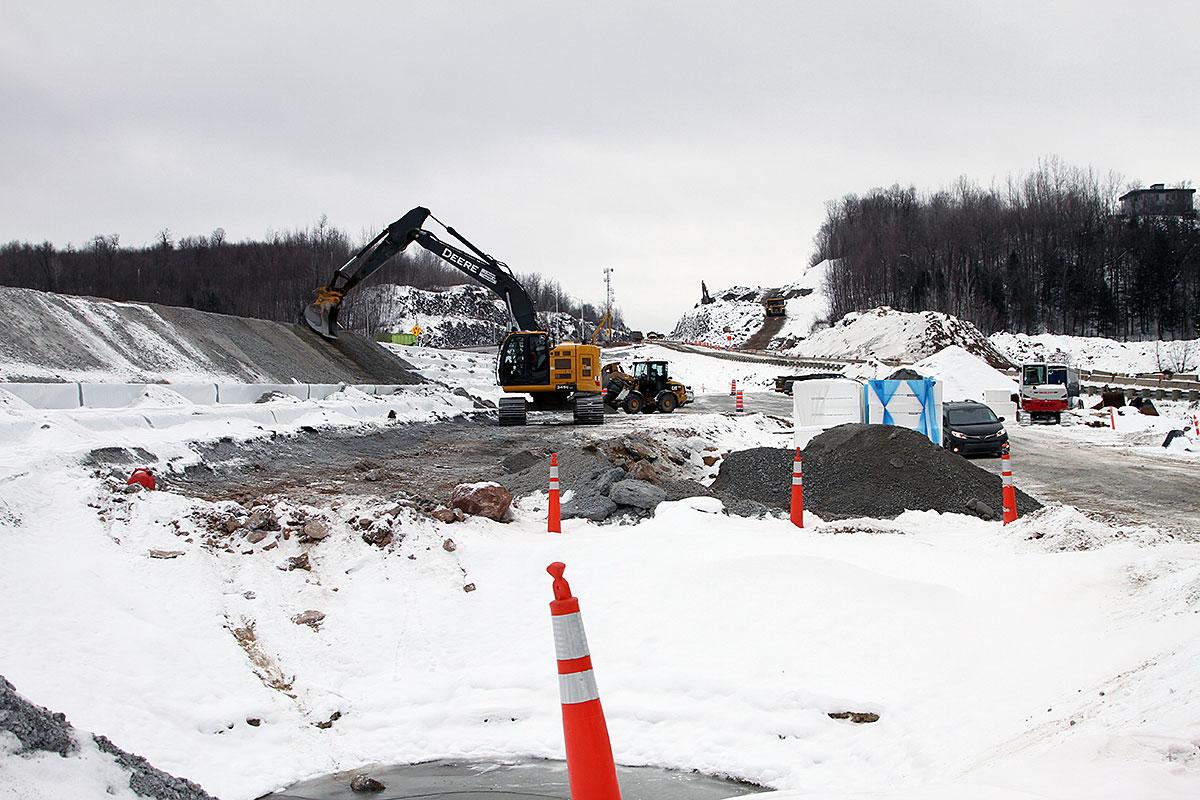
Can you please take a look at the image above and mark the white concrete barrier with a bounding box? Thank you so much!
[215,384,307,404]
[1,382,81,409]
[170,383,219,404]
[307,384,344,400]
[80,383,148,409]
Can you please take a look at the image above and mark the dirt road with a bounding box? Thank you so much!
[978,425,1200,534]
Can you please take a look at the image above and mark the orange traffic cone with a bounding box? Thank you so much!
[1000,444,1018,525]
[127,468,156,491]
[735,389,744,413]
[729,379,737,396]
[548,453,561,534]
[1109,407,1116,430]
[789,447,804,528]
[547,563,621,800]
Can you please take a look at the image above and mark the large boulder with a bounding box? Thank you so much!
[609,479,667,510]
[451,482,513,521]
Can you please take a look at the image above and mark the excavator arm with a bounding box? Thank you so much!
[304,207,539,339]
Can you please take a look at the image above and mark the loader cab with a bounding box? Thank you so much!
[498,331,551,388]
[630,360,669,394]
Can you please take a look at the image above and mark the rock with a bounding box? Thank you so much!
[246,507,271,530]
[245,529,269,544]
[702,454,720,467]
[246,718,261,727]
[148,549,185,559]
[594,467,628,497]
[430,507,466,524]
[608,479,667,510]
[292,610,325,629]
[315,710,341,729]
[625,460,659,484]
[282,553,311,572]
[122,483,143,495]
[463,583,476,593]
[302,519,330,541]
[351,775,386,793]
[965,498,999,521]
[442,538,457,552]
[450,482,513,521]
[362,528,393,548]
[828,711,880,724]
[363,468,388,482]
[223,517,243,533]
[562,494,619,522]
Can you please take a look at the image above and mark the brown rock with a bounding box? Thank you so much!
[148,549,185,559]
[281,553,311,572]
[463,583,476,593]
[303,519,330,541]
[442,538,457,552]
[361,529,393,548]
[223,517,242,533]
[315,710,342,729]
[702,454,720,467]
[292,610,325,629]
[430,507,466,524]
[626,460,659,484]
[450,483,513,521]
[246,718,261,727]
[350,775,386,793]
[828,711,879,724]
[245,529,269,544]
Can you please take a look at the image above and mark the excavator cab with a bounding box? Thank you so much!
[497,331,552,388]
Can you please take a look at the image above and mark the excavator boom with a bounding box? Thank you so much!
[303,207,538,338]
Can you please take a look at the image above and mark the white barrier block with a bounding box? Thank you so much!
[72,412,153,432]
[307,384,343,400]
[81,383,148,409]
[0,382,81,409]
[169,383,219,405]
[216,384,304,404]
[792,379,864,429]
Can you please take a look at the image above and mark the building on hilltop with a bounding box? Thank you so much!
[1118,183,1195,217]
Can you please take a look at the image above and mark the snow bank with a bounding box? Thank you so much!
[1009,504,1173,552]
[911,346,1016,401]
[989,332,1200,375]
[670,261,831,348]
[784,307,1011,368]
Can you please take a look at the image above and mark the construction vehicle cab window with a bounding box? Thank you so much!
[304,207,604,426]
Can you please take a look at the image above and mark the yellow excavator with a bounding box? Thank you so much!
[303,207,604,425]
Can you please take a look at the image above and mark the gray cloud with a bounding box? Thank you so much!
[2,1,1197,329]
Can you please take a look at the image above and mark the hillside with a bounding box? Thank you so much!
[783,306,1013,368]
[990,332,1200,375]
[670,260,831,348]
[355,283,626,348]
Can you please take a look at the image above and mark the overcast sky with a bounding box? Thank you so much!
[3,2,1198,330]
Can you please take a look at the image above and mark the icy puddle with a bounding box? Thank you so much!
[265,759,765,800]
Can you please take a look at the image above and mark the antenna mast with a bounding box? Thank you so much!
[603,266,614,342]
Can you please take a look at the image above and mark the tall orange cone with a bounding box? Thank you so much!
[735,389,744,413]
[729,379,737,396]
[789,447,804,528]
[548,453,561,533]
[547,563,621,800]
[1109,406,1116,430]
[1193,414,1199,436]
[1000,443,1018,525]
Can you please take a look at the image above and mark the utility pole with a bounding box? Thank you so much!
[603,266,614,342]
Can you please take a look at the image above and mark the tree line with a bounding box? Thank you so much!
[811,159,1200,339]
[0,216,620,332]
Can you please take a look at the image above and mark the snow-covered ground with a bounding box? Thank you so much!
[990,332,1200,376]
[3,342,1199,800]
[911,346,1016,402]
[670,261,831,348]
[1029,403,1200,463]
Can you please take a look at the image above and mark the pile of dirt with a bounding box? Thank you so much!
[711,423,1041,521]
[0,286,422,385]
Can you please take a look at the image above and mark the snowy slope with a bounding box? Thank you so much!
[990,332,1200,375]
[784,307,1012,368]
[670,261,831,348]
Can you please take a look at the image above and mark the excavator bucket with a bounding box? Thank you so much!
[303,286,344,339]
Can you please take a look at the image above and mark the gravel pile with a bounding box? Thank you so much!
[711,423,1041,521]
[1,674,216,799]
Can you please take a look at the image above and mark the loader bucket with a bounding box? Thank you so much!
[303,287,343,339]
